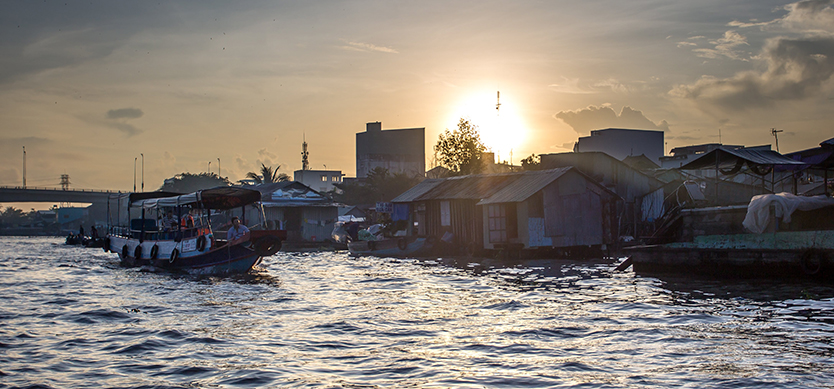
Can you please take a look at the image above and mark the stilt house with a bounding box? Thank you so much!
[392,167,621,253]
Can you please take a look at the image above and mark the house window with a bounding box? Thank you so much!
[321,175,327,182]
[488,204,517,243]
[440,201,451,226]
[488,205,507,242]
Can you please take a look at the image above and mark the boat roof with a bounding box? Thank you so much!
[126,186,262,210]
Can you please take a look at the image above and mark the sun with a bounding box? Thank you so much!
[447,91,527,164]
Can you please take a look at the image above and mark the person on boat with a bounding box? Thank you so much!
[90,226,98,239]
[181,210,195,229]
[162,210,178,231]
[227,216,250,245]
[79,224,85,237]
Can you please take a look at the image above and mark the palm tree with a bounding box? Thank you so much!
[245,163,289,184]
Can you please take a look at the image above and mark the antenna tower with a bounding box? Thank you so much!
[60,174,70,190]
[496,91,501,115]
[301,134,309,171]
[771,128,783,152]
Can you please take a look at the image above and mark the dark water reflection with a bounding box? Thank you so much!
[1,237,833,388]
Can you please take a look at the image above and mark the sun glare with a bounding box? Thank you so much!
[447,91,527,164]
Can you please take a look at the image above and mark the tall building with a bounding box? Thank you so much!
[574,128,664,165]
[356,122,425,178]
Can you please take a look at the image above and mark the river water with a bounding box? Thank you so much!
[2,236,833,388]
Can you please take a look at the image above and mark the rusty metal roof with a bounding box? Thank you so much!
[680,147,807,170]
[477,167,573,205]
[393,167,621,205]
[391,178,444,202]
[413,173,520,201]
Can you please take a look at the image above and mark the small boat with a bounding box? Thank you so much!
[103,187,286,275]
[347,236,436,257]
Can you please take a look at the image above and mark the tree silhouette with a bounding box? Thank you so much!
[158,172,231,193]
[245,164,289,184]
[434,118,487,176]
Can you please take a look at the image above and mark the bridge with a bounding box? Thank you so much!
[0,186,123,204]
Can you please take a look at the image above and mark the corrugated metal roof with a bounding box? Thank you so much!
[414,173,520,201]
[391,179,444,202]
[680,148,807,170]
[477,167,572,205]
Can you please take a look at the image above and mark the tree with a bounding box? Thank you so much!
[244,164,289,184]
[520,154,541,171]
[158,172,231,193]
[0,206,27,226]
[331,167,423,205]
[434,118,487,176]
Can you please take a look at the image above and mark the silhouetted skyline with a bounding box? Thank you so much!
[1,0,832,194]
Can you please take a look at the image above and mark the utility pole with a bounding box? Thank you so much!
[22,146,26,188]
[496,91,501,115]
[771,128,783,152]
[208,161,211,174]
[134,157,137,192]
[141,153,144,192]
[217,158,221,177]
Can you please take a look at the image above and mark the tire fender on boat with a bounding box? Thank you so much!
[169,249,179,264]
[196,235,207,252]
[134,245,142,259]
[102,237,110,253]
[121,245,129,259]
[254,236,282,256]
[397,238,407,251]
[150,244,159,260]
[800,249,825,275]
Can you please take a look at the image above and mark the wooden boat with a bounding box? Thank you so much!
[104,187,286,275]
[625,193,834,278]
[348,236,436,257]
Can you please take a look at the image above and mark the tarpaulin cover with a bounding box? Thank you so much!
[134,187,261,210]
[742,192,834,234]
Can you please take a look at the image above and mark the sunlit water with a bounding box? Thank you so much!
[2,236,833,388]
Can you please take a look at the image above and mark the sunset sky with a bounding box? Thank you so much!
[2,0,833,199]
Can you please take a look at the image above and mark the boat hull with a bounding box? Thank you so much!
[626,230,834,279]
[107,235,264,275]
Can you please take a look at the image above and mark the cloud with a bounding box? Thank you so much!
[256,148,281,169]
[548,77,630,94]
[692,30,750,61]
[777,0,834,36]
[554,105,670,135]
[670,37,834,111]
[341,41,399,54]
[104,107,144,136]
[106,108,143,119]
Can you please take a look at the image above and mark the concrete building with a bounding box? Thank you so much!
[293,169,343,193]
[575,128,664,165]
[356,122,425,178]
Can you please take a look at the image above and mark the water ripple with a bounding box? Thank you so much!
[2,237,833,388]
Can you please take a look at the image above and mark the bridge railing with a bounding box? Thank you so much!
[0,186,121,193]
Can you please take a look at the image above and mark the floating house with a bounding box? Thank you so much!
[539,151,665,238]
[250,182,339,244]
[392,168,621,256]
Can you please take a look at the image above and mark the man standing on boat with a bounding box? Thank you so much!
[227,216,250,245]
